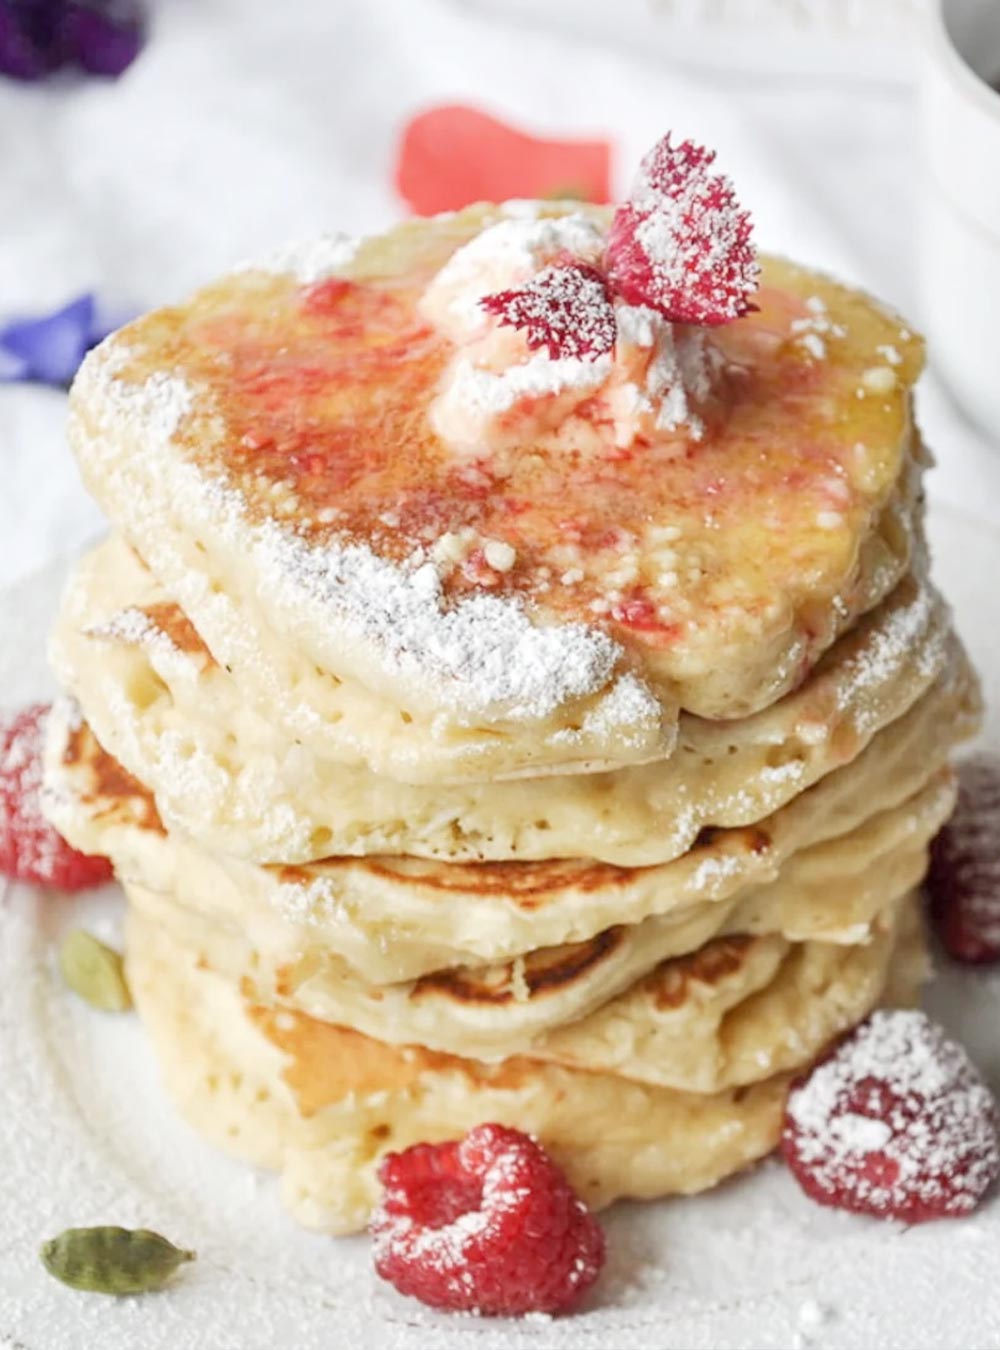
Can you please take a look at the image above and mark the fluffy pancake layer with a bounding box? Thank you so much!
[45,647,978,986]
[124,897,928,1235]
[69,204,927,781]
[51,536,951,866]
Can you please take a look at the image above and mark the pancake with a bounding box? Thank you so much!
[124,897,928,1235]
[51,537,951,866]
[45,648,979,984]
[124,867,924,1079]
[68,203,926,783]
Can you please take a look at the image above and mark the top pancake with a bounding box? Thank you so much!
[68,203,924,781]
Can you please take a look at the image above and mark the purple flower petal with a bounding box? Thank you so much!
[0,293,95,386]
[0,2,66,80]
[61,1,144,77]
[0,2,145,82]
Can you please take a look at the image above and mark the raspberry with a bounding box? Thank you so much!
[370,1122,605,1316]
[782,1010,1000,1223]
[928,756,1000,963]
[605,133,758,326]
[0,703,113,890]
[481,260,616,362]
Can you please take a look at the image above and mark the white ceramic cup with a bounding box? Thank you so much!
[919,0,1000,443]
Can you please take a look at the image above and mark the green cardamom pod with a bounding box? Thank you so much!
[40,1226,195,1295]
[58,929,132,1012]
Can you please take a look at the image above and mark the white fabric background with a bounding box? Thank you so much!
[0,0,996,591]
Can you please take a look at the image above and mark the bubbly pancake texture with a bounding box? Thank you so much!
[124,901,928,1235]
[51,536,951,866]
[45,645,979,984]
[122,865,928,1075]
[68,203,926,781]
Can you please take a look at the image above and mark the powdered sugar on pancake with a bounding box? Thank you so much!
[238,232,360,284]
[420,215,606,341]
[834,571,948,732]
[73,339,660,730]
[257,523,637,722]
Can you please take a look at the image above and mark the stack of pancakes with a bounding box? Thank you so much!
[43,204,980,1233]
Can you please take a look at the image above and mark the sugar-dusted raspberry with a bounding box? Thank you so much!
[782,1010,1000,1223]
[0,703,113,890]
[370,1122,605,1316]
[481,260,616,362]
[928,755,1000,963]
[606,133,758,326]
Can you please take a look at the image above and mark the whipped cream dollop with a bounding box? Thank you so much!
[420,214,722,455]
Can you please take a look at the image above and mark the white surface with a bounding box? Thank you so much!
[3,3,1000,1347]
[2,501,999,1350]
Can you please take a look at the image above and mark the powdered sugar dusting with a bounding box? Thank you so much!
[420,214,605,341]
[436,348,612,422]
[426,220,720,453]
[86,607,156,647]
[1,704,112,889]
[371,1125,604,1316]
[75,339,192,444]
[238,232,360,284]
[785,1010,1000,1219]
[72,350,654,732]
[607,135,758,326]
[84,606,206,689]
[256,522,626,722]
[617,305,719,438]
[790,295,847,361]
[835,574,944,730]
[481,261,616,361]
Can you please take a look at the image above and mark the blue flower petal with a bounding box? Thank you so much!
[0,345,29,381]
[1,293,96,387]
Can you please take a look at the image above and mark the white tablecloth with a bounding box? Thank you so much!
[1,0,997,591]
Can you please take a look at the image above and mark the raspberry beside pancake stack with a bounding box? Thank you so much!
[43,184,980,1234]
